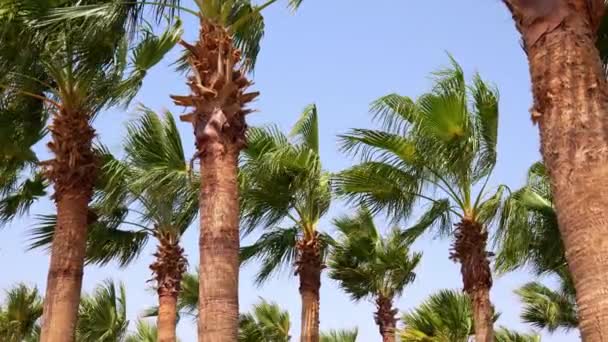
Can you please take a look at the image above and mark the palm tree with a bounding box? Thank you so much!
[319,329,358,342]
[501,1,608,339]
[239,299,291,342]
[76,280,129,342]
[328,208,421,342]
[335,57,502,342]
[0,284,43,342]
[400,290,536,342]
[0,2,181,339]
[30,108,198,341]
[240,104,333,342]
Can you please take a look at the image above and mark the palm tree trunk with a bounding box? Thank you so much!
[198,145,240,342]
[157,294,178,342]
[297,236,322,342]
[172,19,257,342]
[151,234,187,342]
[374,296,397,342]
[451,219,493,342]
[40,109,97,342]
[503,1,608,340]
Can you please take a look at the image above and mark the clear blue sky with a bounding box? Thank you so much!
[0,0,578,341]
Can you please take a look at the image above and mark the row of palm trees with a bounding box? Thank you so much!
[2,0,608,341]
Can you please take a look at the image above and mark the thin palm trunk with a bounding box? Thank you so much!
[40,109,97,342]
[375,296,397,342]
[152,235,187,342]
[173,18,257,342]
[297,236,322,342]
[504,1,608,340]
[451,219,493,342]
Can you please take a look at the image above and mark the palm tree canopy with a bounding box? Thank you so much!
[515,274,578,333]
[329,207,422,301]
[494,328,541,342]
[76,280,129,342]
[494,162,565,275]
[124,320,178,342]
[0,284,43,342]
[320,328,358,342]
[28,107,198,268]
[240,104,334,284]
[238,299,291,342]
[335,56,502,238]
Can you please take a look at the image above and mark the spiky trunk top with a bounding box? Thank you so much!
[171,19,259,156]
[150,232,188,297]
[43,108,97,200]
[450,219,492,294]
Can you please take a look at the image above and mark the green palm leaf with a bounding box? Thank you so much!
[320,328,358,342]
[76,280,129,342]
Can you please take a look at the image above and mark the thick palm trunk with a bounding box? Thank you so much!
[40,109,97,342]
[297,236,322,342]
[172,19,258,342]
[374,296,397,342]
[158,295,178,342]
[451,219,493,342]
[504,1,608,340]
[151,234,187,342]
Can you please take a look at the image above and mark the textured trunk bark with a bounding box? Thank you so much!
[450,219,493,342]
[40,195,89,342]
[298,237,322,342]
[375,296,397,342]
[504,1,608,340]
[198,145,240,342]
[40,108,96,342]
[157,294,178,342]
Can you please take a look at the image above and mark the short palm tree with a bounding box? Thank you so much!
[516,273,578,334]
[76,280,129,342]
[495,162,578,334]
[240,104,333,342]
[239,299,291,342]
[328,207,421,342]
[0,284,43,342]
[30,108,198,341]
[335,57,502,342]
[0,2,181,338]
[320,329,358,342]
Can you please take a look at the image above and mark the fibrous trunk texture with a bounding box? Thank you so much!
[296,234,322,342]
[450,219,493,342]
[504,1,608,340]
[374,296,397,342]
[40,109,97,342]
[151,233,187,342]
[171,19,258,342]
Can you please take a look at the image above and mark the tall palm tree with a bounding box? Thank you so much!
[400,290,535,342]
[239,299,291,342]
[501,1,608,339]
[335,57,502,342]
[30,108,198,341]
[75,280,129,342]
[240,104,333,342]
[319,329,358,342]
[494,162,578,334]
[328,208,421,342]
[0,284,43,342]
[0,2,181,339]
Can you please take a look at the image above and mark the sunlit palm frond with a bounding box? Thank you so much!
[239,299,291,342]
[76,280,129,342]
[0,283,43,341]
[0,174,47,227]
[494,327,541,342]
[320,328,358,342]
[290,103,319,154]
[124,320,161,342]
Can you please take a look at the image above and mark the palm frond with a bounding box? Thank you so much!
[401,198,452,241]
[238,299,291,342]
[320,328,358,342]
[0,283,43,341]
[124,320,160,342]
[494,327,541,342]
[240,226,299,285]
[516,281,578,333]
[0,174,47,227]
[290,103,319,154]
[76,280,129,342]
